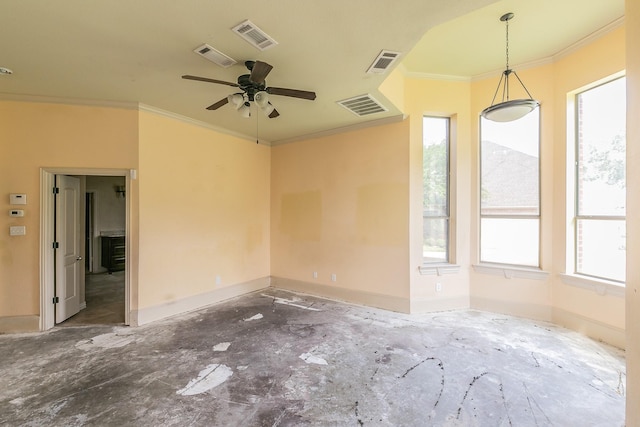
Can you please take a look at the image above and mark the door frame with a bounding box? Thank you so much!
[40,167,133,330]
[85,191,95,274]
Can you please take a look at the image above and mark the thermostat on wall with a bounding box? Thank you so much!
[10,194,27,205]
[9,209,24,217]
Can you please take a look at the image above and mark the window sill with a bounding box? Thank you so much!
[419,263,460,276]
[559,273,625,298]
[472,264,549,281]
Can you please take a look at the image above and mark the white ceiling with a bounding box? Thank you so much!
[0,0,624,144]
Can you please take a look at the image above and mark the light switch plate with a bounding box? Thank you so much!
[10,225,26,236]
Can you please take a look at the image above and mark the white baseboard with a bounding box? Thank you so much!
[410,296,470,313]
[470,297,553,322]
[271,276,410,313]
[132,277,270,326]
[0,315,40,333]
[553,308,625,349]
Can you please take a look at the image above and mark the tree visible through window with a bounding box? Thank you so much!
[480,110,540,267]
[423,117,449,263]
[575,77,626,282]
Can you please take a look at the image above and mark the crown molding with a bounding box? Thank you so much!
[0,94,264,144]
[553,16,624,62]
[0,92,138,110]
[138,104,262,145]
[471,57,555,82]
[396,64,470,82]
[399,16,625,83]
[271,114,406,146]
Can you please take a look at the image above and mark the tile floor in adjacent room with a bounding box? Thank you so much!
[0,288,625,426]
[61,272,125,327]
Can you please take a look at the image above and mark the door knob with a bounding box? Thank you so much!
[76,256,83,261]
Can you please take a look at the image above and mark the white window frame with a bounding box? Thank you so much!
[420,116,459,275]
[565,74,626,287]
[478,109,541,269]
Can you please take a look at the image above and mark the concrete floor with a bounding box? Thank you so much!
[0,289,625,426]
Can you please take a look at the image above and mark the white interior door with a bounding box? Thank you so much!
[55,175,82,323]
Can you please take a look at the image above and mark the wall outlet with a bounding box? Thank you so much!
[215,275,222,285]
[313,271,318,279]
[436,282,442,293]
[331,273,337,282]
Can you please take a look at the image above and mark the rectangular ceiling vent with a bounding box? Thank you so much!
[337,94,388,117]
[231,19,278,51]
[194,44,237,68]
[366,50,402,74]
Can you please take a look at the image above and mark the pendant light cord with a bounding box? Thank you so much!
[505,16,510,71]
[504,14,511,101]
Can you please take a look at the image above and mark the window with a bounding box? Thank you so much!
[480,109,540,267]
[573,77,626,283]
[423,117,450,263]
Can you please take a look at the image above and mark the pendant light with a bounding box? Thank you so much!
[481,12,539,122]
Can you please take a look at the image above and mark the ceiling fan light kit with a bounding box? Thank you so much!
[481,12,539,122]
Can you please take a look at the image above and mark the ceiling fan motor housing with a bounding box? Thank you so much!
[237,74,266,101]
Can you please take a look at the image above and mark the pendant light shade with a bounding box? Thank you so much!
[261,102,275,116]
[228,93,244,108]
[254,91,269,108]
[482,99,539,122]
[481,13,539,122]
[254,90,275,116]
[237,101,251,118]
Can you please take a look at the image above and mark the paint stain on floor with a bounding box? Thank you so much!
[176,364,233,396]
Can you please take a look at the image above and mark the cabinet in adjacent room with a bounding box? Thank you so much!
[101,235,125,273]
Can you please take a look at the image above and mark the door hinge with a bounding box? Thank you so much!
[53,242,59,249]
[52,296,59,304]
[53,187,59,194]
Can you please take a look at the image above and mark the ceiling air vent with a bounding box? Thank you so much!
[366,50,402,74]
[194,44,237,68]
[231,19,278,51]
[337,94,388,117]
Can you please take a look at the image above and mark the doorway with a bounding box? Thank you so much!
[39,168,132,331]
[65,176,126,326]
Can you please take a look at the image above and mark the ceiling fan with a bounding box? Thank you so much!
[182,60,316,118]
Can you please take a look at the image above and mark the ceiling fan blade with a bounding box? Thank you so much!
[206,97,229,110]
[267,86,316,100]
[182,75,239,87]
[268,108,280,118]
[249,61,273,84]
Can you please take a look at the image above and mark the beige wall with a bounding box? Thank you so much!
[468,63,556,320]
[270,121,411,310]
[462,27,626,346]
[0,101,138,324]
[550,27,626,341]
[626,0,639,423]
[0,102,271,329]
[136,111,271,317]
[403,78,473,312]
